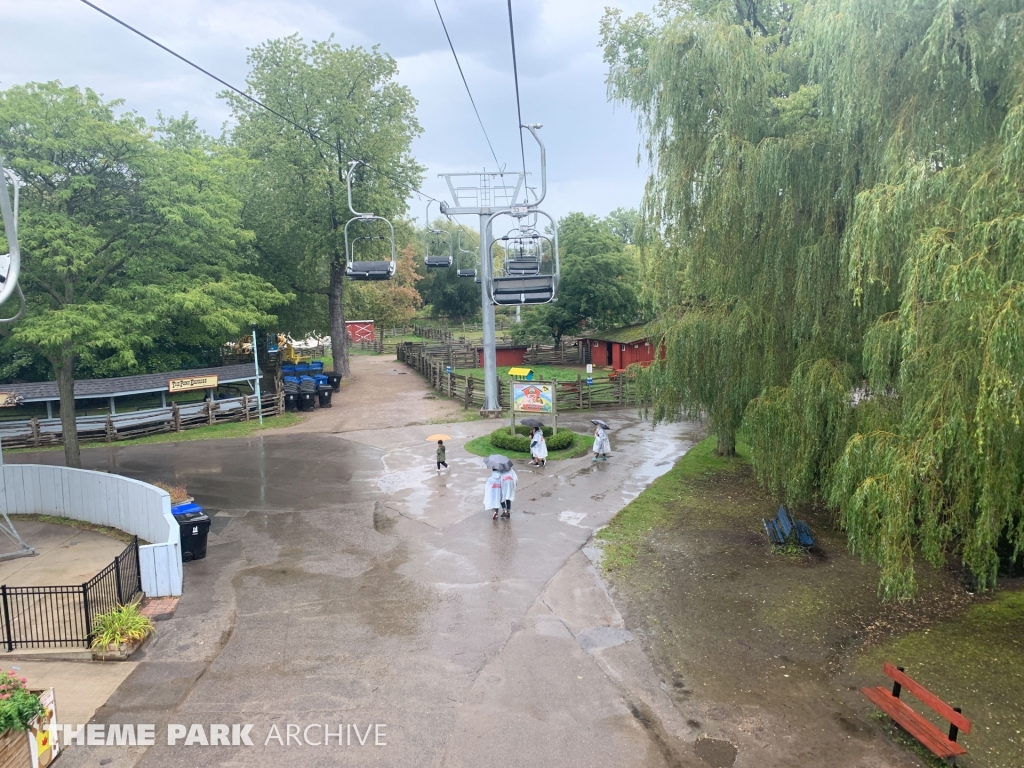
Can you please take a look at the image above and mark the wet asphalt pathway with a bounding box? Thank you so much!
[13,412,704,767]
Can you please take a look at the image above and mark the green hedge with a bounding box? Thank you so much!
[489,428,575,453]
[513,425,553,438]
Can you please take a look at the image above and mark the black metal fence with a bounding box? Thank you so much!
[0,537,143,651]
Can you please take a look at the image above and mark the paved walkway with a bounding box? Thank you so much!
[0,520,126,587]
[13,385,705,766]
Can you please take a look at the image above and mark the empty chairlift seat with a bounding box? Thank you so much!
[491,275,557,305]
[506,255,541,276]
[347,261,395,281]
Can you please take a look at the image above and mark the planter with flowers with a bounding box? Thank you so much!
[91,602,156,661]
[0,671,58,767]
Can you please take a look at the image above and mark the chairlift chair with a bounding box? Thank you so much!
[423,203,454,269]
[503,233,542,277]
[344,160,396,281]
[487,210,559,306]
[456,230,478,278]
[0,159,25,323]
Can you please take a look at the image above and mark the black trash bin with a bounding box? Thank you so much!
[175,510,211,562]
[318,387,333,408]
[284,393,299,412]
[327,374,341,392]
[299,392,316,412]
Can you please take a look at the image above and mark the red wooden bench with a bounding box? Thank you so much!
[861,663,971,760]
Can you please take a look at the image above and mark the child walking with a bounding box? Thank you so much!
[483,468,503,519]
[593,424,611,461]
[529,428,548,467]
[499,466,518,519]
[436,439,449,473]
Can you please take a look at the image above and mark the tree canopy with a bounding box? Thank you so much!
[227,36,422,377]
[0,83,284,467]
[604,0,1024,597]
[513,213,639,345]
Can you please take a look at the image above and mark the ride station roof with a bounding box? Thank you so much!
[0,364,259,404]
[577,323,653,345]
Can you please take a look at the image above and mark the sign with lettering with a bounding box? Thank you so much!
[168,375,219,394]
[512,382,553,414]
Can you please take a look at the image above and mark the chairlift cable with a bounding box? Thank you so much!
[77,0,445,205]
[506,0,529,180]
[432,0,505,176]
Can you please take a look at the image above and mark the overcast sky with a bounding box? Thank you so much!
[0,0,651,224]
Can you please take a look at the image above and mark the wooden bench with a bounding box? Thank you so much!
[763,506,814,548]
[861,663,971,761]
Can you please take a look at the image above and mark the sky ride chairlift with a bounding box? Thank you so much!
[0,155,25,324]
[423,202,453,269]
[456,230,478,279]
[488,210,558,306]
[0,153,36,560]
[344,160,397,281]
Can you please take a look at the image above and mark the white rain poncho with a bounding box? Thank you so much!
[500,468,518,503]
[531,432,548,460]
[483,470,503,510]
[593,426,611,455]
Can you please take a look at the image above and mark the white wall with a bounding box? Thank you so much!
[0,464,182,597]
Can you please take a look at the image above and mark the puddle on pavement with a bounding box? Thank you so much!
[694,737,738,768]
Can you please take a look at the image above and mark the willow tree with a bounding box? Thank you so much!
[606,0,1024,597]
[227,36,422,377]
[604,1,857,457]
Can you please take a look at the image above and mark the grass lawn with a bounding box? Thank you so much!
[7,411,304,455]
[463,429,592,461]
[596,435,749,571]
[453,364,611,383]
[7,513,143,545]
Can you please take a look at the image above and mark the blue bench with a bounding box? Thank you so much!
[763,506,814,548]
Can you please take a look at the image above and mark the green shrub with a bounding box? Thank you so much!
[0,671,44,732]
[490,429,532,452]
[90,602,156,650]
[489,428,575,453]
[513,425,553,438]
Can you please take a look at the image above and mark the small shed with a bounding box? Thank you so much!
[508,368,534,381]
[579,324,660,371]
[476,345,528,368]
[346,320,376,344]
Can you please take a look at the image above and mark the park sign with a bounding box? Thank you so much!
[513,383,552,413]
[168,375,219,394]
[511,381,558,435]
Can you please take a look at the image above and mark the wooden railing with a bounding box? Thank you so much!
[0,392,285,450]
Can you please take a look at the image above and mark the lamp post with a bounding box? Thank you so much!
[251,324,264,425]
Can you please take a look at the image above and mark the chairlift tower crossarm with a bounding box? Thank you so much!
[437,125,553,414]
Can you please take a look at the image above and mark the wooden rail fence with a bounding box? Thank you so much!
[0,392,284,450]
[396,343,639,411]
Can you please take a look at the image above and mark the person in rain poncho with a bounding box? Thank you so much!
[499,466,518,519]
[593,424,611,461]
[483,469,503,520]
[529,428,548,467]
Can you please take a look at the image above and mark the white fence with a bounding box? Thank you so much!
[0,465,182,597]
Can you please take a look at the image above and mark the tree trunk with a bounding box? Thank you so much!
[329,259,350,377]
[715,429,736,457]
[54,344,82,468]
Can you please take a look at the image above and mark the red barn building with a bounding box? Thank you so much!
[476,345,528,368]
[345,320,375,344]
[580,324,660,371]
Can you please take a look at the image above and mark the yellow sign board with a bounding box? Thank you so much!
[168,375,219,393]
[0,392,20,408]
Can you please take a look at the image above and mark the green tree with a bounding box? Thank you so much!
[605,0,1024,597]
[227,36,422,378]
[604,207,640,245]
[513,213,638,345]
[417,220,481,321]
[0,83,284,468]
